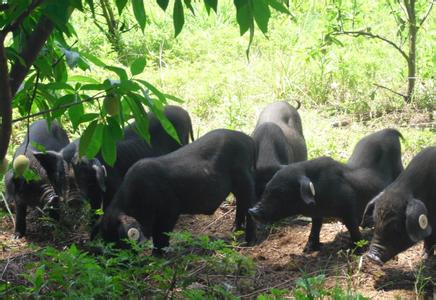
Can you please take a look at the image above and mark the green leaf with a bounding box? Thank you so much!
[125,94,150,143]
[43,1,70,33]
[149,105,181,144]
[253,0,270,34]
[79,120,97,157]
[68,75,100,84]
[157,0,169,11]
[81,52,106,67]
[78,113,99,124]
[115,0,128,13]
[234,0,252,35]
[101,125,117,166]
[86,123,104,158]
[132,0,146,32]
[106,117,123,140]
[184,0,195,14]
[163,93,184,103]
[105,66,128,81]
[136,79,167,104]
[130,57,147,76]
[204,0,218,13]
[173,0,185,37]
[70,0,83,11]
[268,0,291,15]
[68,102,85,130]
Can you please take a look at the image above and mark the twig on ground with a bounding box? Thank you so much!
[201,208,234,233]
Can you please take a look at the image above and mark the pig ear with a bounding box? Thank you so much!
[91,159,107,192]
[33,151,65,185]
[361,194,380,228]
[406,198,432,243]
[299,176,316,206]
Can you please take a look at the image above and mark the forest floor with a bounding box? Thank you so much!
[1,198,435,299]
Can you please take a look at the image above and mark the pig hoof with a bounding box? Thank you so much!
[13,232,24,239]
[303,242,322,253]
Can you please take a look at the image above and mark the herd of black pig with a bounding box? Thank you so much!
[4,102,435,264]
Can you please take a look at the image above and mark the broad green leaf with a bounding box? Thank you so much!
[136,79,167,104]
[184,0,195,14]
[86,123,104,158]
[145,100,181,144]
[115,0,128,13]
[78,113,99,124]
[157,0,169,10]
[101,126,117,166]
[53,60,68,82]
[43,82,74,91]
[70,0,83,11]
[130,57,147,76]
[105,66,128,81]
[107,117,123,140]
[132,0,146,32]
[163,93,184,103]
[68,75,100,84]
[268,0,291,15]
[253,0,270,34]
[81,52,106,67]
[125,94,150,142]
[118,79,141,92]
[43,1,70,33]
[204,0,218,13]
[79,120,97,157]
[173,0,185,37]
[68,102,85,130]
[80,83,107,91]
[234,0,252,35]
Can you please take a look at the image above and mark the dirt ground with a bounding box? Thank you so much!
[1,200,435,299]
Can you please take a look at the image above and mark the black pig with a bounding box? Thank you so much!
[64,105,194,211]
[5,119,82,238]
[249,129,403,252]
[362,147,435,264]
[252,101,307,199]
[92,129,257,254]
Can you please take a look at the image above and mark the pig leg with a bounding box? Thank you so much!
[14,202,27,239]
[233,174,257,245]
[304,217,323,252]
[343,217,363,252]
[423,236,435,258]
[151,215,178,256]
[47,197,60,221]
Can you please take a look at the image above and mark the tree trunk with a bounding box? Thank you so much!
[0,38,12,162]
[405,0,417,103]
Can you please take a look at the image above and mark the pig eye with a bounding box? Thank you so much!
[127,227,140,241]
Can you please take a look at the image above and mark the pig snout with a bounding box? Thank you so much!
[248,206,267,224]
[366,243,388,265]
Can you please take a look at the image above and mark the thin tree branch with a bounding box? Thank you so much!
[373,83,408,100]
[333,30,409,61]
[419,1,434,27]
[24,70,40,153]
[12,93,106,124]
[9,17,54,97]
